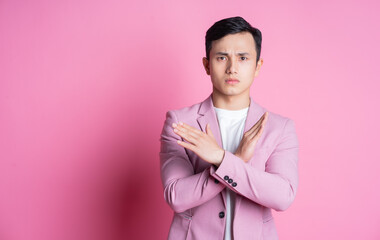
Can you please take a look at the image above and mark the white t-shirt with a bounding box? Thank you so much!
[214,106,249,240]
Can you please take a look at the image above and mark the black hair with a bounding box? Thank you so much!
[205,16,262,62]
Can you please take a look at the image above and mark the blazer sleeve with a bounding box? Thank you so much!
[159,110,225,213]
[210,118,299,212]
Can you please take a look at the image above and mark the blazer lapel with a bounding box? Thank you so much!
[244,97,266,133]
[196,94,226,206]
[196,94,265,143]
[196,94,223,148]
[235,96,266,215]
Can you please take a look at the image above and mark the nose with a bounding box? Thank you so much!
[226,58,237,74]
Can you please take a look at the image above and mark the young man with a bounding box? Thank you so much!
[159,16,299,240]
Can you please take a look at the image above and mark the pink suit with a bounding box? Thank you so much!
[159,94,299,239]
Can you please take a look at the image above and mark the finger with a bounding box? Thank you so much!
[257,124,265,137]
[257,112,268,126]
[246,112,267,135]
[244,118,264,139]
[262,112,269,125]
[178,122,203,136]
[257,113,268,134]
[245,121,261,136]
[248,124,262,141]
[176,139,196,152]
[173,128,198,144]
[206,123,215,138]
[174,125,200,139]
[249,122,266,141]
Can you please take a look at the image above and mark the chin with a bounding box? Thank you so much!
[213,86,245,96]
[221,91,242,97]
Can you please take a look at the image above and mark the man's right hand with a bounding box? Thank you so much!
[234,112,268,163]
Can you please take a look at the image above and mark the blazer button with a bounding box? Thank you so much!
[219,211,225,218]
[224,176,229,181]
[232,182,237,187]
[214,179,220,184]
[228,179,233,183]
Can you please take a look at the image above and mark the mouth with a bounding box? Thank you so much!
[225,79,240,85]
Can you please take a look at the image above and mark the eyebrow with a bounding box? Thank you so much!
[215,52,250,56]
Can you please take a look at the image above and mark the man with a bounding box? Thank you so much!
[159,16,299,240]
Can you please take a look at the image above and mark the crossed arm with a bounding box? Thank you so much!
[160,110,299,213]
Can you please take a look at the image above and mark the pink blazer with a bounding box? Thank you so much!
[159,94,299,240]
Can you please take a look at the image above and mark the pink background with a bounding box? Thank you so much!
[1,0,379,239]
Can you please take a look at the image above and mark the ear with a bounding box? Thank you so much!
[254,58,264,77]
[202,57,210,75]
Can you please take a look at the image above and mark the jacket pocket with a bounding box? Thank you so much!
[168,212,192,240]
[261,217,279,240]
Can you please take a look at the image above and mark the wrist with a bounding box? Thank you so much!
[214,149,225,167]
[234,153,249,163]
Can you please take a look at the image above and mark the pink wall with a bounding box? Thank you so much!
[1,0,379,239]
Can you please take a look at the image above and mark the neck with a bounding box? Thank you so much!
[211,90,250,110]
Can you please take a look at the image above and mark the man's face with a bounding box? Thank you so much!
[203,32,263,98]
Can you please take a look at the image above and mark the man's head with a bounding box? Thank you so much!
[205,16,262,63]
[202,17,264,100]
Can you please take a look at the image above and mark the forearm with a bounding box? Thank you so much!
[162,164,225,213]
[160,109,226,213]
[211,150,298,211]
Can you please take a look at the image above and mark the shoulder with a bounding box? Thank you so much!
[251,102,298,150]
[254,101,297,139]
[165,97,205,120]
[253,100,294,127]
[168,102,201,115]
[268,111,294,129]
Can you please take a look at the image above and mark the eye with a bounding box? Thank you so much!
[217,56,227,61]
[240,56,247,61]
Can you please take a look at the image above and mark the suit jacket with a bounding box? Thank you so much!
[159,94,299,240]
